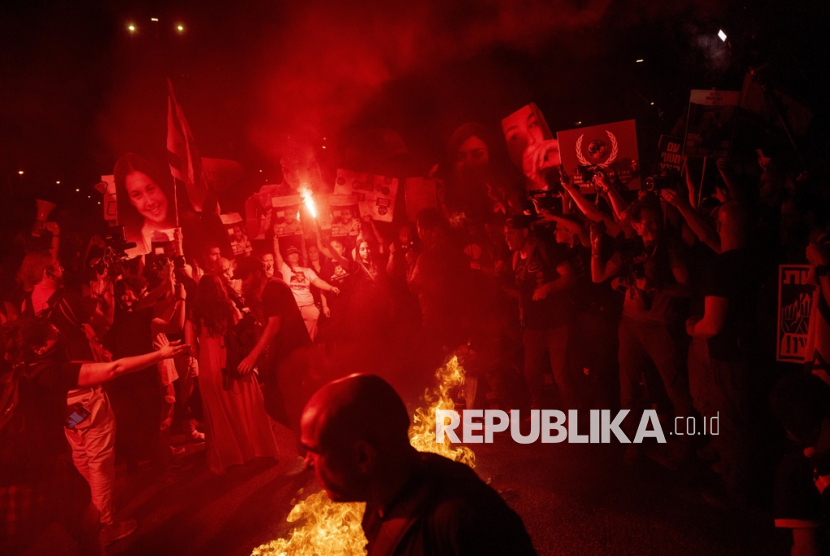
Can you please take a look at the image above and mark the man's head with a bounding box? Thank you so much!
[205,243,222,265]
[416,208,448,247]
[301,374,412,502]
[215,257,234,284]
[18,251,62,291]
[504,215,534,252]
[627,200,663,246]
[285,245,301,266]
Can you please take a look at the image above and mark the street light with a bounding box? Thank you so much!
[17,170,24,175]
[128,23,136,33]
[176,24,184,33]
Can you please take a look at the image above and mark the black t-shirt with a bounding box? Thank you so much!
[104,307,154,359]
[362,453,537,556]
[24,288,98,361]
[703,248,757,361]
[774,447,830,530]
[514,240,574,329]
[261,278,312,364]
[2,349,82,484]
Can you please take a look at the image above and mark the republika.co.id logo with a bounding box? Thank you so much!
[435,409,719,444]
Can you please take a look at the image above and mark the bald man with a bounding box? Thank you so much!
[301,374,536,556]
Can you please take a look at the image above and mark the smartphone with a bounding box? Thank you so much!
[64,403,91,429]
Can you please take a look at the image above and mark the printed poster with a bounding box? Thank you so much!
[326,194,360,238]
[777,264,813,363]
[557,119,640,191]
[220,213,252,256]
[334,169,398,223]
[684,89,740,159]
[271,195,303,238]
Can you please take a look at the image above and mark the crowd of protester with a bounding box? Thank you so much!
[2,108,830,554]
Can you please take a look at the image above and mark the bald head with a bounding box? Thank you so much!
[303,374,411,453]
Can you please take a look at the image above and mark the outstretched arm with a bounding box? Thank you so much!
[77,334,188,387]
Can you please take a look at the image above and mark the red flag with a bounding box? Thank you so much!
[167,78,207,212]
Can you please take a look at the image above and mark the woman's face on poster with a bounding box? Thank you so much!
[502,105,548,170]
[125,171,168,226]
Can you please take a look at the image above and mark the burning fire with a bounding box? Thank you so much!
[251,490,366,556]
[252,356,474,556]
[408,355,476,467]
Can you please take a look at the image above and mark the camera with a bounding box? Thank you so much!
[644,169,680,192]
[93,226,136,277]
[576,164,603,183]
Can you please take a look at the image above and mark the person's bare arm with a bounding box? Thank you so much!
[661,189,721,253]
[273,234,285,270]
[533,260,576,300]
[77,334,188,387]
[151,283,186,334]
[237,315,281,374]
[686,296,729,338]
[311,276,340,295]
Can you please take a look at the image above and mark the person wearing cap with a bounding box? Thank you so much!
[504,214,578,410]
[273,236,340,342]
[301,374,537,556]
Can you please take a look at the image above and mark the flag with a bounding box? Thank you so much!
[167,78,207,212]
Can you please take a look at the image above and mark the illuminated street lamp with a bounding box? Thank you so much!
[176,24,185,33]
[128,23,136,33]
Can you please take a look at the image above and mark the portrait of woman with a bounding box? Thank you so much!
[114,153,177,256]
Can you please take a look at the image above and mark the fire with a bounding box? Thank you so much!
[252,357,475,556]
[408,355,476,467]
[251,490,366,556]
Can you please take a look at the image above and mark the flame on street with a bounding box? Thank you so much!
[408,356,476,468]
[252,356,475,556]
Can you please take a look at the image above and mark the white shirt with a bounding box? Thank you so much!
[280,262,318,307]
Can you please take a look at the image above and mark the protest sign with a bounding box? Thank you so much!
[656,136,683,173]
[220,213,253,255]
[271,195,304,237]
[334,170,398,222]
[557,119,640,190]
[777,265,813,363]
[684,89,740,158]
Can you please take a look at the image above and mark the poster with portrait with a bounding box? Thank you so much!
[327,194,360,238]
[656,136,683,174]
[271,195,303,238]
[557,119,640,191]
[777,265,813,363]
[501,102,557,192]
[220,213,253,256]
[334,169,397,223]
[114,155,179,257]
[684,89,740,159]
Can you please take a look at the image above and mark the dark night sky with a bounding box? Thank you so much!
[1,0,828,225]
